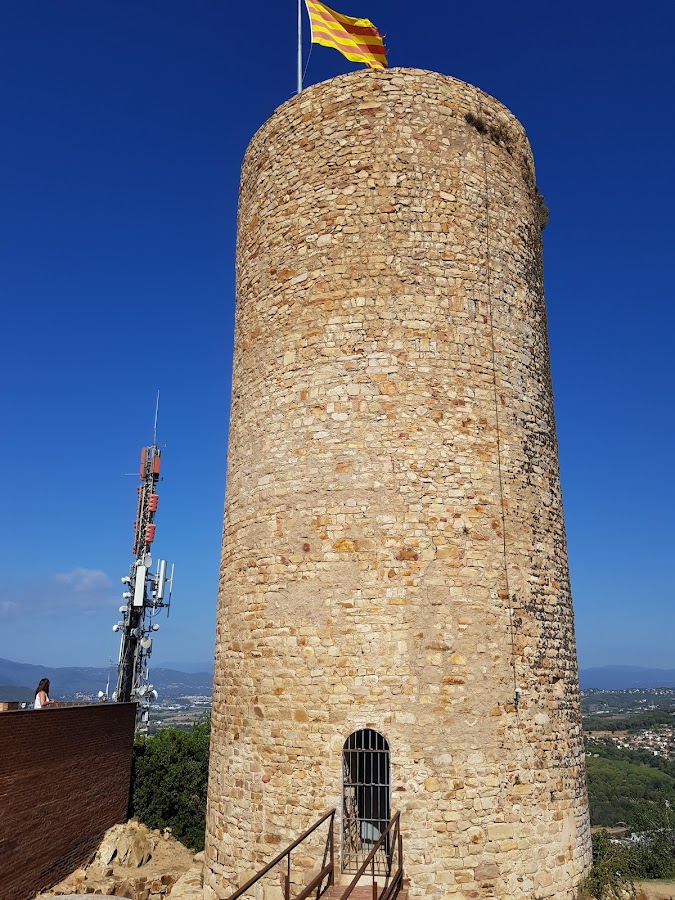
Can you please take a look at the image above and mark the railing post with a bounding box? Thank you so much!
[330,813,335,886]
[225,809,337,900]
[398,816,402,871]
[371,856,377,900]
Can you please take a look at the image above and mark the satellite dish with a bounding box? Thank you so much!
[141,637,152,650]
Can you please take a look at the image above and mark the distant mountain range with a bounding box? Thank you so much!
[0,657,213,700]
[159,661,214,674]
[579,666,675,690]
[3,658,673,700]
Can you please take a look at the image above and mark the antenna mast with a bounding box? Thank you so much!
[112,396,174,732]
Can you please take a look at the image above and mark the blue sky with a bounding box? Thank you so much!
[0,0,672,671]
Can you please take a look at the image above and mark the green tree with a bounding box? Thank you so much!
[131,715,211,850]
[586,755,675,829]
[583,709,675,734]
[625,804,675,880]
[587,737,675,780]
[578,830,636,900]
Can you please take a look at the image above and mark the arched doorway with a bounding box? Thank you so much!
[341,729,391,873]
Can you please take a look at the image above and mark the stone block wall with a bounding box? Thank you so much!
[0,703,136,900]
[205,68,591,899]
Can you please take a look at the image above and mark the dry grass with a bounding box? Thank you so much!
[635,881,675,900]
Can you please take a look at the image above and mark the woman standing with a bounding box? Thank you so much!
[34,678,55,708]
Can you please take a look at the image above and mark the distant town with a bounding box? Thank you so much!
[0,656,213,732]
[6,657,675,743]
[582,687,675,715]
[68,690,212,733]
[583,688,675,761]
[599,724,675,760]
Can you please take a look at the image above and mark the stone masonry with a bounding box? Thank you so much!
[205,68,592,899]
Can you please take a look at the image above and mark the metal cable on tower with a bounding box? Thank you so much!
[111,399,174,732]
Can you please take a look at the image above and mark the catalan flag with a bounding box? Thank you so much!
[305,0,387,70]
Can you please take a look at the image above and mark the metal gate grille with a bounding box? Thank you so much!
[341,729,391,874]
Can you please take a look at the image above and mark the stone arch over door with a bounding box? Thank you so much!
[341,728,391,873]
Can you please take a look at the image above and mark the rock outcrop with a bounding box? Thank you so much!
[38,820,201,900]
[97,820,155,868]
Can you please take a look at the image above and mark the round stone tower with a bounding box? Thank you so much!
[205,69,591,900]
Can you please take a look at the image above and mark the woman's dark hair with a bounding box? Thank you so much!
[35,678,50,697]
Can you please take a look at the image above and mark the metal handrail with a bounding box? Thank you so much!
[227,808,336,900]
[340,812,403,900]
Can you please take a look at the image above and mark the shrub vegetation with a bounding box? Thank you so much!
[584,709,675,734]
[586,755,675,828]
[131,715,210,850]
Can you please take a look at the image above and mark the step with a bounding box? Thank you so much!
[321,885,408,900]
[337,873,390,887]
[322,889,382,900]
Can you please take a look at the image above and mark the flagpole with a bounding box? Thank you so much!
[297,0,302,94]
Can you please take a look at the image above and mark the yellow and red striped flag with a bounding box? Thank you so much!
[304,0,387,70]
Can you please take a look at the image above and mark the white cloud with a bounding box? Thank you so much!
[0,568,116,622]
[53,568,112,593]
[0,599,20,618]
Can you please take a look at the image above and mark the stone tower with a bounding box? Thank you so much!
[204,69,591,900]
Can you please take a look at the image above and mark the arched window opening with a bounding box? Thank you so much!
[341,729,391,873]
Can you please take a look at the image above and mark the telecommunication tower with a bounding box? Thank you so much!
[111,413,174,731]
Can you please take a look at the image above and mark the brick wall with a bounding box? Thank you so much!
[0,702,136,900]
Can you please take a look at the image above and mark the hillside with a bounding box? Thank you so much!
[580,666,675,689]
[0,657,213,699]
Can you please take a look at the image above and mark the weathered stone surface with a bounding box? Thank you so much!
[96,821,154,868]
[169,864,204,900]
[40,820,192,900]
[205,67,591,900]
[114,880,135,898]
